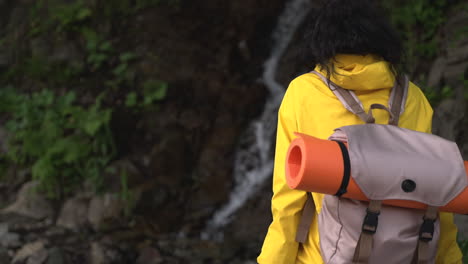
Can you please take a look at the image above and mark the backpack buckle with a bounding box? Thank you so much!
[419,217,436,242]
[362,209,380,234]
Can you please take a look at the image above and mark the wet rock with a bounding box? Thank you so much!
[149,127,188,186]
[0,247,11,264]
[24,233,40,244]
[90,242,106,264]
[2,181,54,220]
[225,184,271,246]
[0,233,21,248]
[9,218,52,233]
[0,52,10,69]
[103,159,144,193]
[442,59,468,87]
[88,194,123,231]
[46,247,67,264]
[12,241,45,264]
[187,119,242,225]
[0,126,8,154]
[49,41,82,65]
[57,197,89,231]
[30,38,50,59]
[427,57,447,89]
[26,247,48,264]
[44,226,67,238]
[90,242,122,264]
[136,246,162,264]
[0,223,20,249]
[432,99,466,141]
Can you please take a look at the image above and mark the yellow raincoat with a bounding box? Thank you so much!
[258,54,462,264]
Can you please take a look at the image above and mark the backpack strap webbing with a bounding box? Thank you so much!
[295,192,315,243]
[312,71,409,126]
[412,206,439,264]
[388,74,409,126]
[352,200,382,264]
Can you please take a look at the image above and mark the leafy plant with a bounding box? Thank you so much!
[29,0,92,35]
[384,0,448,68]
[119,169,136,217]
[125,80,168,108]
[2,0,171,200]
[0,88,116,199]
[106,52,137,88]
[81,28,137,88]
[421,84,456,106]
[82,28,113,71]
[52,0,92,32]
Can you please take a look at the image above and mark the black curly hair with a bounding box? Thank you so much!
[303,0,403,77]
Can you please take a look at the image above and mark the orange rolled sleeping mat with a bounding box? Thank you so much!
[285,133,468,214]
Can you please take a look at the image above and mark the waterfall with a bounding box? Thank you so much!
[202,0,311,239]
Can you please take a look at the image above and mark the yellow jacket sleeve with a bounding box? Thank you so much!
[257,84,307,264]
[437,212,462,264]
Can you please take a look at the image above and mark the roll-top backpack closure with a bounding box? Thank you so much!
[334,124,467,206]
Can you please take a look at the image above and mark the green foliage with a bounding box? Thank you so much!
[0,88,116,198]
[1,0,170,199]
[458,238,468,263]
[383,0,468,105]
[52,0,92,32]
[81,28,138,88]
[119,169,136,217]
[20,0,173,93]
[422,84,456,106]
[125,80,168,108]
[106,52,137,88]
[384,0,448,66]
[1,55,82,87]
[82,28,113,71]
[143,80,168,105]
[29,0,180,36]
[29,0,93,35]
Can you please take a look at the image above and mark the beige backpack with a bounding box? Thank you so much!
[295,71,467,264]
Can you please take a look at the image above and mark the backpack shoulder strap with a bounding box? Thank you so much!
[312,71,409,126]
[388,74,409,126]
[312,71,373,123]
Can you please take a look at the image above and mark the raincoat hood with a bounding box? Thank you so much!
[315,54,395,91]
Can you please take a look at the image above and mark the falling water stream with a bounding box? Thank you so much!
[202,0,312,240]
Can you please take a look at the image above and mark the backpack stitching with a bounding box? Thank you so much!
[328,197,344,263]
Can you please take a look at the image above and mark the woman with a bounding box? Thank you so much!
[257,0,462,263]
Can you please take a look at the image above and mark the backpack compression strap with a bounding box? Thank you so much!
[412,206,439,264]
[352,200,382,264]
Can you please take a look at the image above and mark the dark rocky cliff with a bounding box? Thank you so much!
[0,0,467,263]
